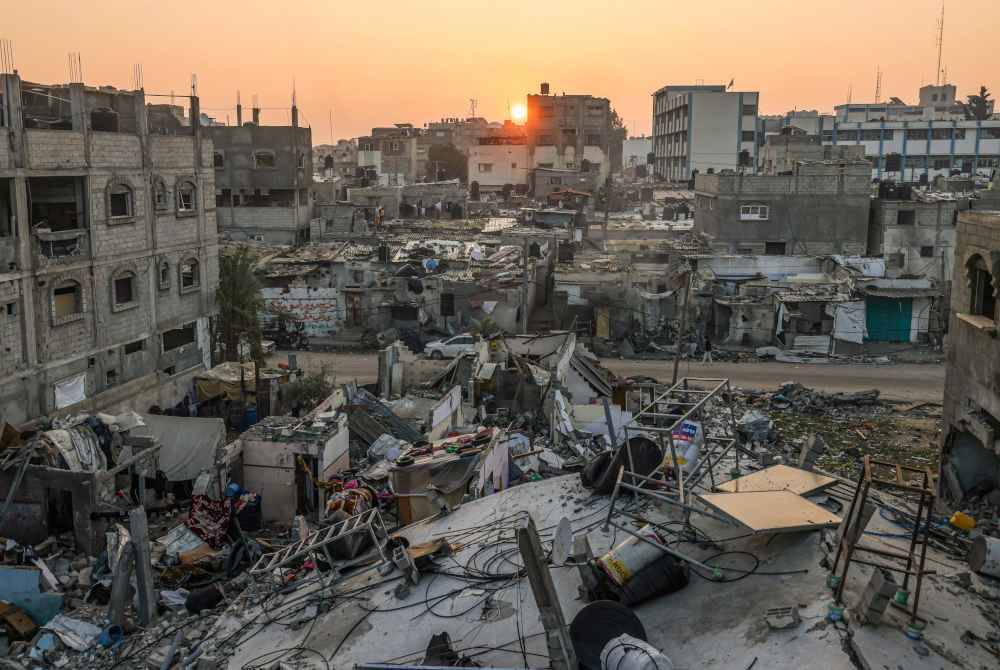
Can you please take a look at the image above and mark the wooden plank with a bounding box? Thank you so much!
[715,464,836,496]
[697,490,842,533]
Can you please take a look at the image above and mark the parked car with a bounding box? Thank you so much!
[424,334,476,360]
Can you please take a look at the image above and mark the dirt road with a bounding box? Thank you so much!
[269,351,945,403]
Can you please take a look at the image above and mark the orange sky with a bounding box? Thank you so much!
[5,0,996,141]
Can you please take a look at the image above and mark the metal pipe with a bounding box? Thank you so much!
[617,481,737,525]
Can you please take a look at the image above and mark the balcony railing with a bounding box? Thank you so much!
[34,228,90,263]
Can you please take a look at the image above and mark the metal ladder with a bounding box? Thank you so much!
[249,508,389,579]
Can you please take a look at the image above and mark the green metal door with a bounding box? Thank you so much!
[865,296,912,342]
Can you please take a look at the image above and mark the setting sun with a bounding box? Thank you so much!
[511,103,527,123]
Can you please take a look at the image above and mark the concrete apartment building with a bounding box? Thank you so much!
[868,187,967,283]
[468,135,530,194]
[525,83,621,186]
[0,73,219,423]
[694,160,872,255]
[780,84,1000,183]
[210,105,313,245]
[314,140,358,180]
[652,84,760,182]
[760,131,865,174]
[939,209,1000,505]
[358,126,420,185]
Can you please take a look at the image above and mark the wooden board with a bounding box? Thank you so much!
[715,464,836,496]
[697,490,842,533]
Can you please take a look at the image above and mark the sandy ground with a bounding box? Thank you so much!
[268,350,945,403]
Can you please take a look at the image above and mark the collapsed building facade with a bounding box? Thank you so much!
[940,209,1000,508]
[0,74,219,423]
[210,106,313,245]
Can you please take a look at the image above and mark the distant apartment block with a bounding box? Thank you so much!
[780,85,1000,183]
[525,83,622,186]
[652,84,760,181]
[210,105,312,245]
[468,135,530,193]
[0,73,219,423]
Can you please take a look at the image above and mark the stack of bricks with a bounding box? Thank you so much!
[856,568,897,625]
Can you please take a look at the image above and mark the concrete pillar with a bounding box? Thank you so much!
[12,178,37,369]
[2,75,25,168]
[236,103,243,126]
[252,107,260,125]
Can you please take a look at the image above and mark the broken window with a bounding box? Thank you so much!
[28,177,85,232]
[214,152,225,169]
[108,183,133,219]
[896,210,915,226]
[920,246,934,258]
[765,242,787,255]
[53,281,82,319]
[105,369,117,386]
[159,260,170,289]
[906,129,929,141]
[124,339,144,355]
[152,177,168,211]
[113,272,136,307]
[6,302,16,317]
[254,151,276,168]
[297,152,306,169]
[180,259,200,291]
[162,322,196,351]
[177,181,196,213]
[549,177,562,185]
[931,128,951,140]
[739,204,769,221]
[478,163,494,173]
[741,131,755,142]
[969,255,996,320]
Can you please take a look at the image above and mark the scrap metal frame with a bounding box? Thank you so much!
[249,508,389,585]
[831,456,936,627]
[620,377,751,503]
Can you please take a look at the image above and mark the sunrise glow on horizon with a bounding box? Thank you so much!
[3,0,996,141]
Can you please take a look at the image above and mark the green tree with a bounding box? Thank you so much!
[284,367,335,413]
[217,247,264,362]
[962,86,993,121]
[427,143,468,183]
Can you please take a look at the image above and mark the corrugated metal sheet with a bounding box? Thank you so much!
[862,287,941,299]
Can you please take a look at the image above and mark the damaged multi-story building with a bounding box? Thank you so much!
[0,73,219,423]
[694,160,872,255]
[211,101,313,245]
[940,209,1000,508]
[525,83,624,187]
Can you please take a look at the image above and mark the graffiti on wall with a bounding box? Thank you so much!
[261,288,342,338]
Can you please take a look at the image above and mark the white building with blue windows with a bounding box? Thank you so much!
[780,85,1000,183]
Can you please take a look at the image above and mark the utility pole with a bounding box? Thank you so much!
[522,237,530,334]
[671,270,691,385]
[935,1,945,86]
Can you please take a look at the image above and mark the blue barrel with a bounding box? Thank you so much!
[241,406,259,431]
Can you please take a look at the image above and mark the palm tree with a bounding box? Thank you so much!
[217,247,264,362]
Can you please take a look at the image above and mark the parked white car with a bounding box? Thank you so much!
[424,334,476,360]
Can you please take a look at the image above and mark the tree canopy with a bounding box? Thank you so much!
[962,86,993,121]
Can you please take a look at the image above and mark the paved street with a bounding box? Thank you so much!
[268,351,945,403]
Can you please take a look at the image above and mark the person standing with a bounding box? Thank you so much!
[702,333,713,364]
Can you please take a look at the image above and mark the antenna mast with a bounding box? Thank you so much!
[874,66,882,103]
[935,1,945,86]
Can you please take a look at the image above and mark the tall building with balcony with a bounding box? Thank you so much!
[652,84,760,182]
[0,73,219,423]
